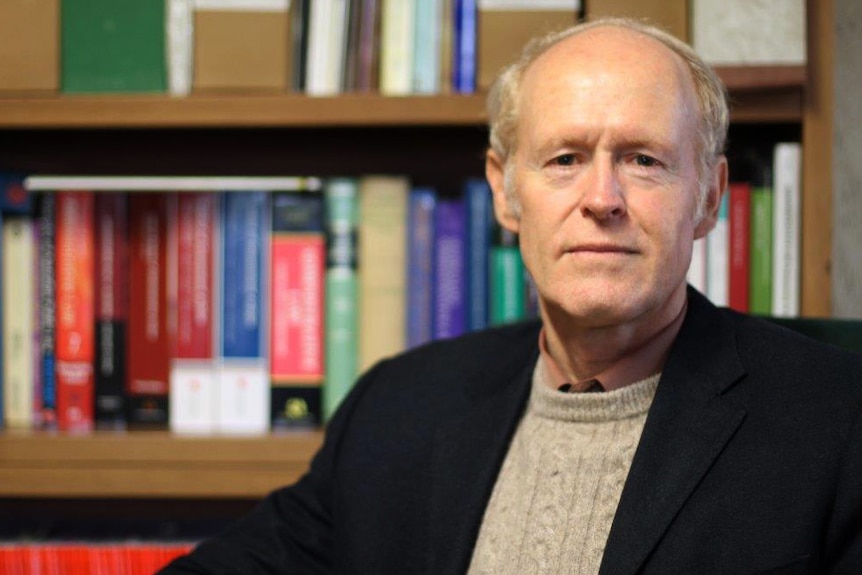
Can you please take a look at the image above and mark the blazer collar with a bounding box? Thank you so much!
[600,288,748,574]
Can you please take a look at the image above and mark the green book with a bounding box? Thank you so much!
[749,183,773,316]
[490,228,525,326]
[323,178,360,422]
[61,0,166,93]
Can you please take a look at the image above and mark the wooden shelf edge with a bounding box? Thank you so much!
[0,66,805,129]
[0,430,324,498]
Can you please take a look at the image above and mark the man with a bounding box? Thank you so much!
[162,18,862,574]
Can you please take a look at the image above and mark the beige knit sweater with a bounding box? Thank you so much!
[467,360,659,575]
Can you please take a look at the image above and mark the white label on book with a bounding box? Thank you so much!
[217,361,270,435]
[170,362,217,434]
[478,0,579,11]
[194,0,289,12]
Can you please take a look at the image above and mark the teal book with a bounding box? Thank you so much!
[323,178,360,422]
[61,0,166,93]
[490,227,525,325]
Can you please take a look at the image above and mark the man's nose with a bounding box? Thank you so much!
[579,158,626,221]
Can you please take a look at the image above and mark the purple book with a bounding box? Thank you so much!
[433,196,467,340]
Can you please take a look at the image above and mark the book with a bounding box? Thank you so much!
[1,173,32,214]
[771,142,802,318]
[305,0,350,95]
[358,175,409,371]
[270,189,325,429]
[749,166,774,316]
[170,192,217,434]
[127,193,175,428]
[0,0,59,93]
[61,0,167,93]
[2,215,36,429]
[36,194,57,429]
[291,0,311,91]
[691,0,806,65]
[166,0,193,96]
[490,226,525,325]
[465,178,492,331]
[452,0,477,93]
[438,0,454,93]
[192,0,291,92]
[94,193,128,429]
[380,0,417,95]
[348,0,382,92]
[413,0,443,94]
[407,186,437,348]
[728,182,751,313]
[477,0,578,90]
[218,190,270,434]
[323,178,360,421]
[54,192,95,432]
[687,237,708,294]
[433,197,467,340]
[706,191,729,307]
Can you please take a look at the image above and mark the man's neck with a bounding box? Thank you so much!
[540,288,688,390]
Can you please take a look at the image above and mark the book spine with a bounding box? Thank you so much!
[407,186,437,348]
[490,227,525,325]
[749,183,773,315]
[170,192,217,434]
[433,197,467,339]
[55,192,95,432]
[37,194,57,428]
[270,190,325,428]
[771,142,802,318]
[728,182,750,313]
[323,178,360,421]
[465,178,491,331]
[0,214,3,428]
[94,193,129,429]
[706,191,729,307]
[413,0,441,93]
[358,175,408,371]
[380,0,416,95]
[356,0,381,92]
[2,216,36,429]
[218,191,270,434]
[452,0,477,93]
[167,0,194,96]
[127,193,174,428]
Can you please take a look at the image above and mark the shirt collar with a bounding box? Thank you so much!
[538,298,687,392]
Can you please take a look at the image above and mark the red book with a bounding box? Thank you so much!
[728,182,751,313]
[127,193,175,427]
[55,191,95,432]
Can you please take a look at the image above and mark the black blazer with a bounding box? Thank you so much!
[163,289,862,574]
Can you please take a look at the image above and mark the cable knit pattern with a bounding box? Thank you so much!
[467,360,659,575]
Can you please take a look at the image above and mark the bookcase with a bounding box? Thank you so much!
[0,0,835,538]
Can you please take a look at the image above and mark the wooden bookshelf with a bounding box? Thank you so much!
[0,430,323,498]
[0,66,805,129]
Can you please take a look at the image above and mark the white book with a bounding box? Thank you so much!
[306,0,350,95]
[381,0,416,95]
[170,361,217,434]
[687,236,708,294]
[706,192,730,307]
[2,216,35,429]
[168,0,194,96]
[771,142,802,317]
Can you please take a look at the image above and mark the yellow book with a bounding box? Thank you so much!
[358,175,409,372]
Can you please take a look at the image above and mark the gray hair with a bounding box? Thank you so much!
[487,17,729,219]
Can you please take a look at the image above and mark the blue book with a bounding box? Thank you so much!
[452,0,477,93]
[0,212,3,428]
[465,178,492,332]
[433,196,467,340]
[407,187,437,348]
[413,0,442,93]
[37,194,57,429]
[1,173,32,214]
[218,191,270,434]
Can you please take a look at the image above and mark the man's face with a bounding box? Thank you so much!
[488,27,723,331]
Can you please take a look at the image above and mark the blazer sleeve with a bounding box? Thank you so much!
[157,362,386,575]
[825,403,862,573]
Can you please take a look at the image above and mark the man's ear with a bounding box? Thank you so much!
[694,155,728,239]
[486,149,520,234]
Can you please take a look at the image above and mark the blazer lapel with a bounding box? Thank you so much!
[600,290,748,575]
[428,339,537,575]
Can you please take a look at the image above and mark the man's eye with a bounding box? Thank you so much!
[554,154,575,166]
[634,154,659,167]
